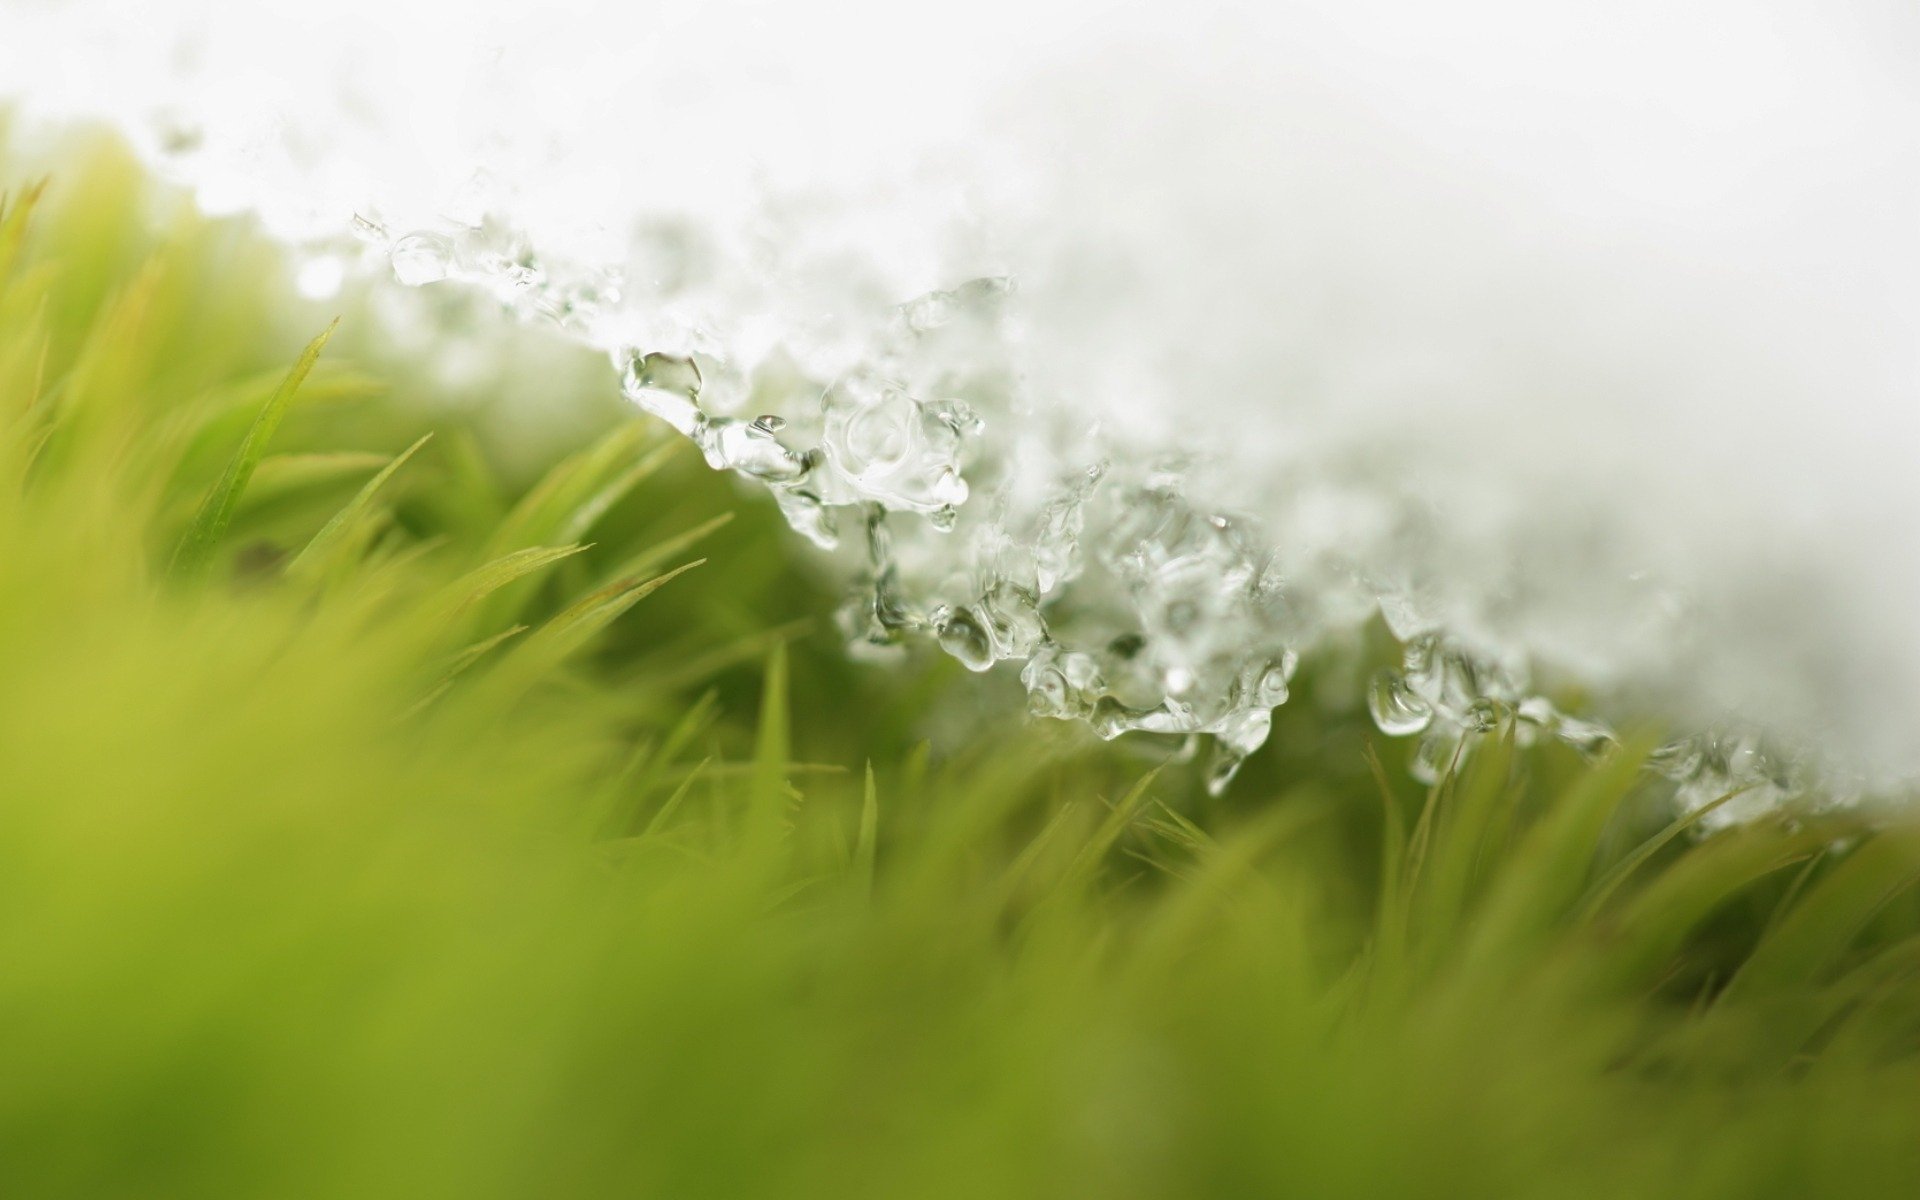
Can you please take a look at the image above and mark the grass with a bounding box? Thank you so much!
[2,131,1920,1199]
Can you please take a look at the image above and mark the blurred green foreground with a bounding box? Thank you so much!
[2,133,1919,1198]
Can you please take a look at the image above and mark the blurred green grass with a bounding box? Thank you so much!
[2,129,1919,1199]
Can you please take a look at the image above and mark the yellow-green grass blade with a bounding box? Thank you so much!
[434,542,589,622]
[170,319,338,578]
[286,433,433,579]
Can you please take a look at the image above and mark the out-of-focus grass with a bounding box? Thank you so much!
[2,132,1920,1199]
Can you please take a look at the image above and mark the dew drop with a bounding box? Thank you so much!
[1557,716,1618,759]
[622,350,702,399]
[1026,660,1072,716]
[977,583,1046,659]
[1409,728,1458,785]
[1204,707,1273,795]
[1463,697,1505,733]
[934,606,995,671]
[1204,742,1246,795]
[1368,669,1435,737]
[707,418,807,482]
[1252,654,1296,706]
[774,487,839,550]
[821,375,974,515]
[390,232,454,286]
[1516,696,1556,727]
[620,350,704,436]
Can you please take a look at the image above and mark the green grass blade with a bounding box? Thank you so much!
[1576,784,1752,922]
[749,643,792,840]
[855,761,879,897]
[594,511,735,589]
[286,432,433,579]
[626,691,720,805]
[481,419,650,560]
[170,319,337,578]
[1459,737,1652,973]
[554,438,679,546]
[1721,829,1920,1004]
[1061,766,1163,889]
[1585,818,1820,995]
[0,177,48,282]
[247,451,393,499]
[642,757,713,837]
[490,558,705,690]
[436,543,589,620]
[1416,722,1517,958]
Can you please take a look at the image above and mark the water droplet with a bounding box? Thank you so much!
[1251,653,1296,706]
[1462,697,1505,733]
[934,606,995,671]
[620,350,704,436]
[390,232,454,286]
[821,375,973,514]
[707,418,807,482]
[1651,736,1705,781]
[1409,728,1458,785]
[1516,696,1556,727]
[1026,660,1072,717]
[1557,716,1617,758]
[774,487,839,550]
[751,414,787,434]
[1204,741,1246,795]
[977,583,1046,659]
[1204,707,1273,794]
[1368,669,1434,737]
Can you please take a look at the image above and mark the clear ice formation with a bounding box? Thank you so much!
[331,207,1824,807]
[360,211,1318,789]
